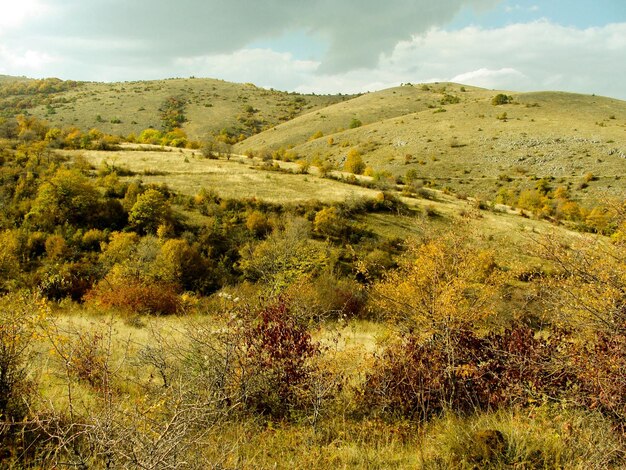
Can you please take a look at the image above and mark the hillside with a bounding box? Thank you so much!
[0,76,352,139]
[236,83,626,203]
[1,76,626,468]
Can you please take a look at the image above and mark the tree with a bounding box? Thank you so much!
[128,189,172,234]
[159,96,187,132]
[371,230,500,334]
[344,148,365,175]
[28,168,100,229]
[239,218,329,291]
[313,206,345,239]
[491,93,512,105]
[536,233,626,334]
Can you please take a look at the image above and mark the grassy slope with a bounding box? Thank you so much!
[237,83,626,202]
[22,77,351,139]
[76,144,585,271]
[75,146,382,204]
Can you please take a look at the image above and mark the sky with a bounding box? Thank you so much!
[0,0,624,99]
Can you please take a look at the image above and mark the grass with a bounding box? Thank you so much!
[74,142,598,271]
[236,83,626,204]
[76,147,381,203]
[25,305,626,469]
[23,77,350,140]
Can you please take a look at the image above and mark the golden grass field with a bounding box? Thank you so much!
[72,143,589,272]
[74,146,381,203]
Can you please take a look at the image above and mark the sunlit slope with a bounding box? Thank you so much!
[237,83,626,201]
[20,77,351,139]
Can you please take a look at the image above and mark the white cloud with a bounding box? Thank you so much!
[1,0,498,75]
[174,49,320,91]
[375,21,626,98]
[137,20,625,100]
[0,0,48,30]
[451,67,527,89]
[0,45,55,72]
[0,1,623,101]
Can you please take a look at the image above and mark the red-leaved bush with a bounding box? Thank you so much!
[360,324,574,420]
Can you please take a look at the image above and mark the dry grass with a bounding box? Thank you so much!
[76,147,381,203]
[237,83,626,204]
[27,77,350,139]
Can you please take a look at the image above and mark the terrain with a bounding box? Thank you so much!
[0,75,350,139]
[236,83,626,202]
[0,75,625,468]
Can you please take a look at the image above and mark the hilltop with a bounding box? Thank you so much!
[0,75,352,139]
[236,82,626,203]
[1,76,624,207]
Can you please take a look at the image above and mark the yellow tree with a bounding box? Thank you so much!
[535,232,626,334]
[371,231,501,335]
[344,148,365,175]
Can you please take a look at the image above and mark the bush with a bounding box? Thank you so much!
[241,300,319,418]
[85,276,181,315]
[344,148,365,175]
[0,293,45,421]
[361,324,573,420]
[492,94,512,105]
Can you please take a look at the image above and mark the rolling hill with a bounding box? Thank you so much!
[236,82,626,203]
[2,76,625,205]
[0,76,352,139]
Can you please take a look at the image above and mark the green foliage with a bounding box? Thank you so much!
[239,218,330,290]
[349,118,362,129]
[492,93,513,105]
[128,189,172,234]
[159,96,187,132]
[28,168,101,229]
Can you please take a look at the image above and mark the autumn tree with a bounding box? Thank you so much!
[313,206,346,239]
[239,218,330,291]
[535,232,626,334]
[128,189,172,234]
[371,230,501,334]
[159,96,187,132]
[344,148,365,175]
[28,168,100,229]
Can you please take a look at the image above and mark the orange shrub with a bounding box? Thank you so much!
[85,278,181,315]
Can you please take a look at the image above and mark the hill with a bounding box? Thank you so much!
[236,83,626,203]
[0,76,352,139]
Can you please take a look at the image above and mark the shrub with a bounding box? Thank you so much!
[85,276,181,315]
[492,94,512,105]
[344,148,365,175]
[361,324,573,420]
[0,293,45,421]
[241,300,319,418]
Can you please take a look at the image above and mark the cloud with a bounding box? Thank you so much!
[0,2,624,101]
[1,0,499,76]
[0,45,55,73]
[451,67,528,89]
[0,0,49,29]
[174,49,319,91]
[376,21,626,98]
[234,20,625,99]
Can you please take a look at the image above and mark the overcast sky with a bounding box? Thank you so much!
[0,0,624,99]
